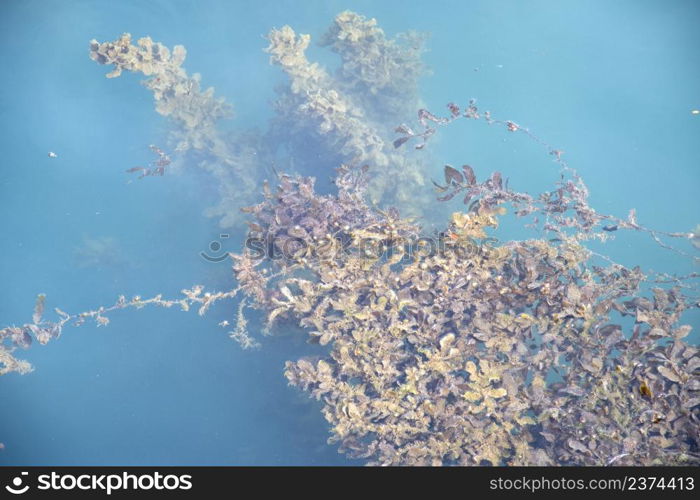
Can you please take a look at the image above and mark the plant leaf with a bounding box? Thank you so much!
[444,165,463,185]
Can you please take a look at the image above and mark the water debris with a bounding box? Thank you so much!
[127,144,171,179]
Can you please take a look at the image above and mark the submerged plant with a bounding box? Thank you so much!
[88,11,433,226]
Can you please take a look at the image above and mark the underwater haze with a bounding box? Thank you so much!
[1,0,699,465]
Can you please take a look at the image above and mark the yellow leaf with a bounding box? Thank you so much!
[516,415,535,426]
[531,375,546,389]
[317,360,331,376]
[487,388,507,399]
[268,306,287,323]
[462,391,482,402]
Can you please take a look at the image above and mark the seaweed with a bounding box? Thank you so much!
[89,13,434,225]
[89,33,261,227]
[229,162,699,465]
[264,13,432,215]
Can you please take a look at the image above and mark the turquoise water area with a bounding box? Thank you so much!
[0,0,698,464]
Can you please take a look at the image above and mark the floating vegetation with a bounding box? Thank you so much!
[2,11,699,466]
[228,163,699,465]
[126,144,172,178]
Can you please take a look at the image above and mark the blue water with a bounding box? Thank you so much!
[1,0,698,465]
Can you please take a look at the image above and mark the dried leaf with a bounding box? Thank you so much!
[463,391,482,402]
[437,191,457,202]
[685,379,700,391]
[280,286,294,302]
[444,165,463,185]
[431,180,449,193]
[487,387,507,399]
[673,325,692,340]
[567,439,588,453]
[268,307,287,324]
[559,386,585,397]
[657,366,681,384]
[394,124,414,135]
[687,357,700,372]
[393,136,411,149]
[648,328,667,339]
[462,165,476,185]
[540,431,556,443]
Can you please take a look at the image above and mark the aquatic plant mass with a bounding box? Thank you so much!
[1,11,698,466]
